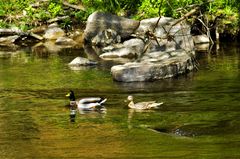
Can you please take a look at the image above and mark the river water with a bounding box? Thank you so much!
[0,43,239,158]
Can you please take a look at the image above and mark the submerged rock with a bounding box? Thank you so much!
[68,57,98,66]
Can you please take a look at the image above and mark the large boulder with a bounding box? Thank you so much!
[84,11,140,43]
[111,50,195,82]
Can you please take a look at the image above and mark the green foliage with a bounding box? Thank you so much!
[75,10,91,21]
[0,0,239,37]
[48,2,63,17]
[60,17,72,30]
[82,0,120,14]
[68,0,80,4]
[0,20,7,28]
[207,0,240,35]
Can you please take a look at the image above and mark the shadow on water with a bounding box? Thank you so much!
[149,119,240,137]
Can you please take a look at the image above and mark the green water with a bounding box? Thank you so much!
[0,43,239,158]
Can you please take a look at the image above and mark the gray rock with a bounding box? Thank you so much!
[135,17,195,53]
[141,50,187,62]
[100,38,145,59]
[43,25,65,40]
[55,37,76,46]
[68,57,98,66]
[101,44,124,52]
[111,50,195,82]
[194,43,210,51]
[100,47,137,59]
[91,29,121,46]
[135,17,189,37]
[135,17,173,36]
[193,34,210,44]
[0,35,19,45]
[123,38,144,52]
[84,11,139,43]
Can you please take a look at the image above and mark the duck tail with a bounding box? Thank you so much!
[151,102,164,108]
[100,98,107,105]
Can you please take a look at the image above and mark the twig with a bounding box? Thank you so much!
[176,0,214,12]
[47,16,70,23]
[196,17,214,44]
[171,6,200,28]
[63,1,85,11]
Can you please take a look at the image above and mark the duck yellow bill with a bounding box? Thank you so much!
[66,93,70,97]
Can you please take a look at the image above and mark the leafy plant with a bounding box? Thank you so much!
[48,2,63,17]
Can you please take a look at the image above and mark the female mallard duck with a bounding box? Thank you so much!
[66,90,107,111]
[126,95,163,110]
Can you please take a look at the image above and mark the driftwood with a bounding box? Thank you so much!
[47,16,70,23]
[0,29,43,40]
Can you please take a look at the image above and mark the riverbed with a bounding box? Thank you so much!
[0,43,239,158]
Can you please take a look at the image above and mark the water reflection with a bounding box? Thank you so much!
[127,108,156,129]
[78,106,107,115]
[68,106,107,122]
[69,108,77,122]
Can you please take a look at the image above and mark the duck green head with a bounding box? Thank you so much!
[66,90,76,101]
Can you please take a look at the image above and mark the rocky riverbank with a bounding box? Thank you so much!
[0,11,204,82]
[83,12,197,82]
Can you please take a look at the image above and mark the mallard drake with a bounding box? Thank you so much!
[66,90,107,111]
[126,95,163,110]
